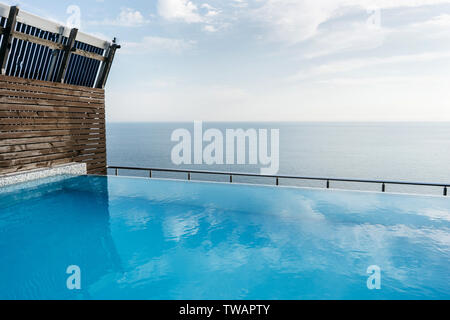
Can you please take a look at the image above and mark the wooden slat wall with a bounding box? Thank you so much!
[0,74,106,175]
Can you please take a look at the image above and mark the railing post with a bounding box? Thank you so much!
[115,168,118,176]
[382,183,386,192]
[230,175,233,183]
[0,6,19,74]
[149,170,152,178]
[444,186,447,196]
[276,177,279,186]
[326,180,330,189]
[188,172,191,181]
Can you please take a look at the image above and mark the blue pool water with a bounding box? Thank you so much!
[0,175,449,300]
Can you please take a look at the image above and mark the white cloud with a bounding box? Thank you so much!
[203,24,217,32]
[290,51,450,81]
[230,0,248,8]
[157,1,227,33]
[122,36,196,55]
[201,3,214,10]
[157,0,203,23]
[254,0,450,43]
[302,21,388,58]
[315,75,449,86]
[89,8,150,27]
[201,3,220,17]
[117,8,148,26]
[406,13,450,37]
[380,13,450,45]
[254,0,338,43]
[415,13,450,27]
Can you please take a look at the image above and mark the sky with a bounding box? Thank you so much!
[3,0,450,122]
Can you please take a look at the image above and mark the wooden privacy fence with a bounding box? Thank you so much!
[0,4,119,176]
[0,74,106,175]
[0,4,119,88]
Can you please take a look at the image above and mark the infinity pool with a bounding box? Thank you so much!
[0,175,449,299]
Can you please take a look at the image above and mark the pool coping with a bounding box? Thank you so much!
[0,163,87,187]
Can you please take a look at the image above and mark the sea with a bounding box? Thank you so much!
[106,122,450,195]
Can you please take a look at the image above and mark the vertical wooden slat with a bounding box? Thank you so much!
[46,27,64,81]
[55,28,77,83]
[95,43,110,88]
[95,39,120,89]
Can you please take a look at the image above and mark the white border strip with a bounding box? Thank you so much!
[0,3,110,49]
[0,163,87,187]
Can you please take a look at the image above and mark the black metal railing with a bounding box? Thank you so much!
[106,166,449,196]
